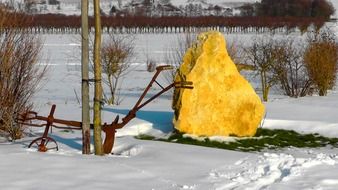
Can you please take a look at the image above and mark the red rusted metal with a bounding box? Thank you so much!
[20,65,193,154]
[27,105,59,152]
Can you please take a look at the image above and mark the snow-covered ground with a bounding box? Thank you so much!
[332,0,338,18]
[1,30,338,190]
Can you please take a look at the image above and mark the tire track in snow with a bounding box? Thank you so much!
[209,152,338,190]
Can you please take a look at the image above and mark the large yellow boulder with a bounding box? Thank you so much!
[172,31,265,137]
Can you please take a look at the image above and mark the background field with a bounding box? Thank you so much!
[1,1,338,189]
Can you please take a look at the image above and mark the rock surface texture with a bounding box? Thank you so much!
[172,31,265,137]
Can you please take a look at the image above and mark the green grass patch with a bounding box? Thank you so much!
[136,128,338,152]
[59,129,75,133]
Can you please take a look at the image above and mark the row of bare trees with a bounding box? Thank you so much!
[244,28,338,101]
[0,13,327,34]
[163,27,337,103]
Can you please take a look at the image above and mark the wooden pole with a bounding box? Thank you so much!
[93,0,104,155]
[81,0,91,154]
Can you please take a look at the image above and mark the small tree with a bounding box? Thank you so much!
[0,10,46,140]
[272,38,312,97]
[239,3,255,16]
[101,35,134,105]
[164,32,197,84]
[226,40,253,72]
[304,28,338,96]
[146,58,157,72]
[93,0,103,155]
[311,0,335,19]
[244,36,277,101]
[257,0,335,19]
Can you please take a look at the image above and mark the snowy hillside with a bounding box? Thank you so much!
[0,0,256,15]
[1,0,337,18]
[170,0,256,7]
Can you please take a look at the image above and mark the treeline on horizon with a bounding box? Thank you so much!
[0,14,327,34]
[255,0,335,19]
[33,15,328,30]
[0,0,335,33]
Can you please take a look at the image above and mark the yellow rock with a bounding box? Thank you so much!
[172,31,265,137]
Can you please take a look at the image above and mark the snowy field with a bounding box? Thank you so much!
[2,26,338,189]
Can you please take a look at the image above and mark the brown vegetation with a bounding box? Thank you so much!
[101,35,134,105]
[271,38,312,97]
[244,37,277,102]
[257,0,335,19]
[0,13,326,34]
[304,28,338,96]
[244,28,337,100]
[0,10,45,140]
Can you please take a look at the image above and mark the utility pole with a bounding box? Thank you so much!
[93,0,104,155]
[81,0,91,154]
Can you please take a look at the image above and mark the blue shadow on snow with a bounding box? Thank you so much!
[49,134,83,151]
[103,108,174,133]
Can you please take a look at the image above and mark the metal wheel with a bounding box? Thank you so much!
[28,137,59,152]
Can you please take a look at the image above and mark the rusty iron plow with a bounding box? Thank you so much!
[18,65,193,154]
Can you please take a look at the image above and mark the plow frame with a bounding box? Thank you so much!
[19,65,193,154]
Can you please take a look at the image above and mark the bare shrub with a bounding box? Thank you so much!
[164,32,197,84]
[244,36,277,101]
[146,59,157,72]
[226,39,255,72]
[0,10,46,141]
[272,38,312,97]
[143,36,156,72]
[101,35,134,105]
[304,28,338,96]
[227,39,242,65]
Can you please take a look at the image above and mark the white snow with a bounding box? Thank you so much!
[1,1,338,189]
[332,0,338,18]
[1,28,338,190]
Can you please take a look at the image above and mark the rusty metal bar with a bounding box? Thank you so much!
[21,115,86,129]
[42,105,56,138]
[28,105,58,152]
[22,65,193,154]
[154,80,165,90]
[137,83,175,110]
[137,82,193,111]
[101,77,192,154]
[131,66,165,112]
